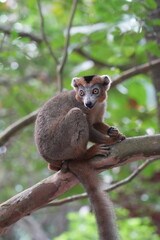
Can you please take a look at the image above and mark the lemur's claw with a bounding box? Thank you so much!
[120,135,126,141]
[96,144,111,157]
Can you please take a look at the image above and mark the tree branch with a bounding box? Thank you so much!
[1,58,160,146]
[0,26,43,43]
[57,0,79,91]
[111,58,160,88]
[1,22,160,79]
[0,109,39,146]
[0,32,6,52]
[73,47,128,71]
[1,24,160,84]
[45,157,158,207]
[36,0,79,92]
[36,0,59,65]
[0,135,160,234]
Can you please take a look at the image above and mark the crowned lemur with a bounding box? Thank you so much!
[35,75,125,240]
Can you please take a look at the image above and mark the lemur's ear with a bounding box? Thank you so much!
[100,75,112,91]
[71,77,80,89]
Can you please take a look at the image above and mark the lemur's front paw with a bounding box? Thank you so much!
[108,127,126,142]
[107,127,119,137]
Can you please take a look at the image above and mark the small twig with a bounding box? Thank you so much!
[0,33,6,52]
[57,0,79,91]
[45,158,159,207]
[58,0,79,73]
[106,158,158,190]
[37,0,59,65]
[0,26,43,43]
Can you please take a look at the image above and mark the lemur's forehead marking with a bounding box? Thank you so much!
[83,75,96,83]
[79,75,103,86]
[73,75,108,88]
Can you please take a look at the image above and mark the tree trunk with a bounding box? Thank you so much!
[146,0,160,129]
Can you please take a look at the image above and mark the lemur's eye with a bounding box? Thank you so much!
[79,90,85,96]
[92,88,99,94]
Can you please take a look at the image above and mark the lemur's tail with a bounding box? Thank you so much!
[69,160,119,240]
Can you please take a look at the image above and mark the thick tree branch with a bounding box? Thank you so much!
[45,157,158,207]
[0,135,160,234]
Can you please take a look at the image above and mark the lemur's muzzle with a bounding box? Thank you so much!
[85,101,94,109]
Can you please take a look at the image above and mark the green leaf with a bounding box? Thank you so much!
[145,0,157,9]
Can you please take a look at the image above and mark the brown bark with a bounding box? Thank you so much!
[0,134,160,235]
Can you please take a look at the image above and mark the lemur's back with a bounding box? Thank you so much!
[38,90,76,119]
[34,90,87,164]
[35,90,81,129]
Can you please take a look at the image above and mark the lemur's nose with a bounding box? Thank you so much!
[85,101,93,109]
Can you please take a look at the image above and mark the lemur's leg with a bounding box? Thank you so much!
[49,108,88,160]
[48,108,109,171]
[89,126,125,145]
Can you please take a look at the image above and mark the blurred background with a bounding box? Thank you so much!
[0,0,160,239]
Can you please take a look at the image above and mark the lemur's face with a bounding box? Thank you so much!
[77,83,103,109]
[71,75,111,109]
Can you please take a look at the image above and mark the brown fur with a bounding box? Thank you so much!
[97,88,106,102]
[74,77,87,87]
[69,160,119,240]
[35,75,125,240]
[90,76,107,85]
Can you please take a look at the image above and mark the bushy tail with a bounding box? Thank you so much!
[69,160,119,240]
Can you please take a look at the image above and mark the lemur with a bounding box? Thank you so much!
[35,75,125,240]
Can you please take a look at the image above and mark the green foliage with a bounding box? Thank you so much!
[54,210,159,240]
[55,212,98,240]
[118,208,159,240]
[120,218,159,240]
[0,0,160,239]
